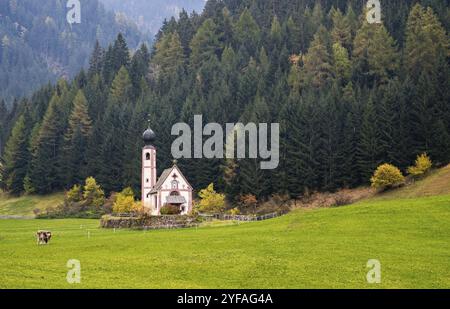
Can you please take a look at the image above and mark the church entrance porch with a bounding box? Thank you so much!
[166,194,188,215]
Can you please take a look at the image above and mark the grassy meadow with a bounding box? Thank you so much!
[0,194,449,288]
[0,192,64,217]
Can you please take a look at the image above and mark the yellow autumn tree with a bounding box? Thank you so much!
[67,184,83,203]
[371,164,405,189]
[407,153,432,177]
[83,177,105,208]
[197,183,225,214]
[113,187,139,214]
[113,195,135,214]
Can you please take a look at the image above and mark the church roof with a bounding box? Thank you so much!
[150,164,192,194]
[166,195,187,204]
[150,168,172,193]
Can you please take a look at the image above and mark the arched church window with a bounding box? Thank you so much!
[171,180,179,189]
[170,191,180,196]
[146,153,150,160]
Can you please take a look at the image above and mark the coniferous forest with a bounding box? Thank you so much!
[0,0,449,204]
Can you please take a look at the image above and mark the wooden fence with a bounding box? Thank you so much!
[200,211,287,222]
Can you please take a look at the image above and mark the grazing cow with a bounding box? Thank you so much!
[36,230,52,245]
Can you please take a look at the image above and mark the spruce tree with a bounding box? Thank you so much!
[109,66,132,105]
[62,90,93,187]
[234,8,261,58]
[0,100,7,154]
[404,4,449,79]
[331,8,352,50]
[3,114,30,195]
[88,40,104,78]
[332,43,352,84]
[357,96,383,183]
[353,22,399,85]
[129,44,150,99]
[303,26,332,89]
[153,32,185,80]
[29,92,66,194]
[190,19,222,71]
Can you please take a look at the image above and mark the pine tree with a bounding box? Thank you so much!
[29,92,66,194]
[236,94,271,198]
[269,16,282,50]
[303,26,332,89]
[404,4,449,79]
[353,22,399,85]
[311,3,325,33]
[129,44,150,98]
[88,40,104,77]
[330,8,352,50]
[62,90,93,187]
[0,99,7,154]
[3,114,29,195]
[285,16,301,53]
[112,33,130,71]
[153,32,185,80]
[237,58,259,113]
[357,96,383,183]
[109,66,132,105]
[176,9,196,55]
[319,89,343,190]
[379,78,414,169]
[84,73,106,121]
[332,42,352,83]
[97,102,130,193]
[430,120,450,165]
[102,34,130,85]
[278,94,304,197]
[234,8,261,58]
[190,19,222,71]
[345,3,359,41]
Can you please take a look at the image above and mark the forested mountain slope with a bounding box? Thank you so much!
[0,0,449,204]
[0,0,146,104]
[100,0,206,35]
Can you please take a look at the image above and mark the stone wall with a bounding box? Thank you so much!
[100,214,200,230]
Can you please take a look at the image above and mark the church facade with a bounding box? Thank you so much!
[141,127,193,215]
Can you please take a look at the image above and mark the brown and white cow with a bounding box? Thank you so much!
[36,230,52,245]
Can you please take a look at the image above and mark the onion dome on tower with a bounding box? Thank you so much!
[143,126,156,145]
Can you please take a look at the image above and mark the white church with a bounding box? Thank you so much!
[141,126,193,215]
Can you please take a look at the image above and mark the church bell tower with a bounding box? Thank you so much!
[142,125,156,209]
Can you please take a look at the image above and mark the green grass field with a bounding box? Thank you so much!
[0,194,449,288]
[0,191,64,217]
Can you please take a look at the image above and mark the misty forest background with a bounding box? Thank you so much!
[0,0,449,204]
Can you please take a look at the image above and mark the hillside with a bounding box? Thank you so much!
[0,194,449,288]
[0,0,146,104]
[0,191,63,218]
[100,0,206,35]
[373,165,450,200]
[1,0,448,201]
